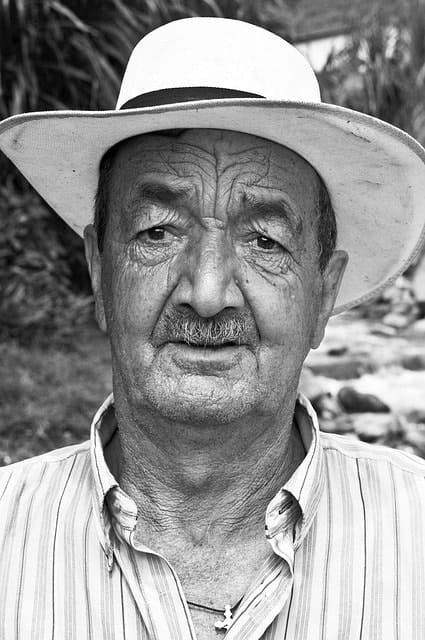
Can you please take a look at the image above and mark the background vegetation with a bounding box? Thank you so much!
[318,0,425,145]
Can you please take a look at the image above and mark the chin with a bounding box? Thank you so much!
[143,375,259,425]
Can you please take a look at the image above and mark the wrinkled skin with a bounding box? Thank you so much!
[85,129,347,427]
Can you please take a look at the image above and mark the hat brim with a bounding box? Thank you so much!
[1,98,425,315]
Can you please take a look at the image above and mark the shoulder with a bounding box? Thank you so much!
[0,441,91,504]
[320,431,425,476]
[320,432,425,514]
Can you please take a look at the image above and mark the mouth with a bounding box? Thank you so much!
[163,340,248,371]
[176,340,242,349]
[165,335,245,348]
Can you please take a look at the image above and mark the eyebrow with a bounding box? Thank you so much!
[125,181,304,236]
[237,191,304,236]
[127,182,193,211]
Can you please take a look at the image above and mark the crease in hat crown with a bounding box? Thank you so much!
[116,17,321,109]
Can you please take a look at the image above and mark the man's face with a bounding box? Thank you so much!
[86,129,346,424]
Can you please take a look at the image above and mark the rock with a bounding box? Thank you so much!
[311,392,340,419]
[0,452,11,466]
[333,414,356,434]
[344,432,361,440]
[394,443,423,458]
[412,252,425,305]
[379,277,418,329]
[308,357,371,380]
[337,386,391,414]
[320,419,339,433]
[418,303,425,319]
[298,367,337,399]
[402,422,425,456]
[370,324,397,337]
[327,346,348,357]
[351,413,398,443]
[382,311,414,330]
[320,415,355,435]
[405,409,425,424]
[408,318,425,335]
[401,353,425,371]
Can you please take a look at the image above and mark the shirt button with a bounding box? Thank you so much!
[112,500,122,513]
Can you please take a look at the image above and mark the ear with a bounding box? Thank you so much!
[84,224,107,333]
[311,250,348,349]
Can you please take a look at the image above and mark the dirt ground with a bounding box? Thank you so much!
[302,310,425,456]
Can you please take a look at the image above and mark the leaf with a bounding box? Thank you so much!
[50,1,91,33]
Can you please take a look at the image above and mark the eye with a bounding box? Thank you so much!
[138,227,168,241]
[255,235,281,251]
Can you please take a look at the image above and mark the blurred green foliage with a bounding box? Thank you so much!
[0,180,93,344]
[319,0,425,145]
[0,0,294,119]
[0,0,424,343]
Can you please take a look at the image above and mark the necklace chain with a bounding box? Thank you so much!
[187,600,224,615]
[187,597,243,632]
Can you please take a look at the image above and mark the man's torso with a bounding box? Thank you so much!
[1,426,425,639]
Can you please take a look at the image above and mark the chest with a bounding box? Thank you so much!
[4,547,425,640]
[189,609,233,640]
[3,509,425,639]
[168,538,268,602]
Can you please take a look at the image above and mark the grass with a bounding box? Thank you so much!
[0,325,111,466]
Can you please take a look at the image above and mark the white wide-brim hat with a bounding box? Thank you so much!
[1,17,425,314]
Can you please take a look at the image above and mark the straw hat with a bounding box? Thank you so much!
[1,17,425,313]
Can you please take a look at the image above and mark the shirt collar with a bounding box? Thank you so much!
[89,392,325,553]
[264,393,325,547]
[90,393,119,534]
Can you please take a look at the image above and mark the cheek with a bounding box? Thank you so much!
[242,265,318,342]
[102,249,173,337]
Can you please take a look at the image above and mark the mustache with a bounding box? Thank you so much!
[153,306,259,347]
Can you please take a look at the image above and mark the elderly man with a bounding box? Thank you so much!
[1,17,425,640]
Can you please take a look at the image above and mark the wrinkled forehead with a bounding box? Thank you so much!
[105,129,319,228]
[107,129,321,224]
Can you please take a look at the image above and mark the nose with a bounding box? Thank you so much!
[171,228,244,317]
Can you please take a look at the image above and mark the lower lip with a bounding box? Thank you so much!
[164,343,247,371]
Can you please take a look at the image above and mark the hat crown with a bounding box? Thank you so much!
[116,17,321,109]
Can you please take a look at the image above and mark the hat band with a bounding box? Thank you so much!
[120,86,264,109]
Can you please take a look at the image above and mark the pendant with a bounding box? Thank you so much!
[214,604,234,631]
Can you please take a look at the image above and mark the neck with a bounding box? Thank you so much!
[106,391,305,544]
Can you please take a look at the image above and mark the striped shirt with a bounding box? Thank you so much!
[1,393,425,639]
